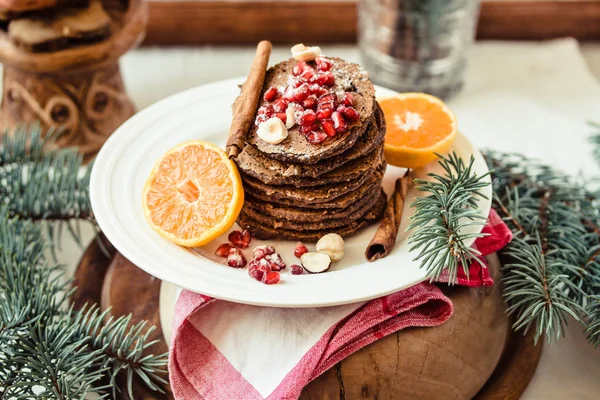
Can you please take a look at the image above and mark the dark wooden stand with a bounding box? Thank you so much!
[73,237,543,399]
[0,2,147,161]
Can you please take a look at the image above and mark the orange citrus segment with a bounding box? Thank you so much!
[143,140,244,247]
[379,93,457,169]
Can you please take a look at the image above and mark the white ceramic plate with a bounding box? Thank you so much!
[90,78,491,308]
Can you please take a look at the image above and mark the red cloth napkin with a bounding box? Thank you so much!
[168,210,511,400]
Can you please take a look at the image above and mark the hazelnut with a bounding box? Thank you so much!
[257,117,288,144]
[315,233,344,262]
[291,43,322,62]
[300,252,331,274]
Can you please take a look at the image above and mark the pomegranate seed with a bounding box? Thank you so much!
[253,245,276,260]
[255,114,269,126]
[257,105,274,115]
[306,130,328,144]
[299,110,317,126]
[318,93,337,109]
[263,87,279,102]
[215,243,232,257]
[300,123,319,134]
[241,229,252,248]
[229,230,251,248]
[316,107,333,120]
[316,56,333,72]
[292,61,309,76]
[227,248,247,268]
[276,112,287,123]
[291,264,305,275]
[342,92,353,106]
[282,86,295,101]
[265,252,286,271]
[332,111,347,133]
[301,69,316,82]
[273,98,289,112]
[248,258,272,281]
[309,84,328,97]
[294,242,309,258]
[341,106,360,122]
[263,271,280,285]
[293,83,310,102]
[321,119,336,137]
[316,72,335,87]
[303,95,318,109]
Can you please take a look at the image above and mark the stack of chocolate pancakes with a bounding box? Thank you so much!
[234,57,387,242]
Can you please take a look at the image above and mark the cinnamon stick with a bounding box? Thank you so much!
[365,171,411,262]
[226,40,272,159]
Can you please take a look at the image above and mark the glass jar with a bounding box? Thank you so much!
[358,0,480,99]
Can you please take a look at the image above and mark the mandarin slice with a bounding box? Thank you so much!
[379,93,457,169]
[143,140,244,247]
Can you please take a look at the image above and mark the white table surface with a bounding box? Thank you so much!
[46,38,600,398]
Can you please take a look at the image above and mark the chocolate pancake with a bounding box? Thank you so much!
[241,189,386,231]
[243,163,385,207]
[237,192,387,242]
[241,161,383,204]
[242,187,382,223]
[246,57,376,165]
[235,104,386,183]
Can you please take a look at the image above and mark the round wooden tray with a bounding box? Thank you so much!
[73,236,543,399]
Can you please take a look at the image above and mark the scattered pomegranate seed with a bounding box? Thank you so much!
[316,72,335,87]
[229,230,251,248]
[292,61,309,76]
[265,252,286,271]
[306,131,328,144]
[332,111,347,133]
[248,258,272,282]
[253,245,276,260]
[309,84,328,97]
[294,242,309,258]
[291,264,305,275]
[263,271,280,285]
[303,95,318,109]
[263,87,279,102]
[215,243,232,257]
[275,112,287,123]
[293,83,310,102]
[321,119,336,137]
[258,105,274,115]
[299,110,317,126]
[227,248,247,268]
[300,123,319,135]
[241,229,252,247]
[273,98,289,112]
[341,106,360,122]
[316,56,333,72]
[316,107,333,120]
[342,92,353,106]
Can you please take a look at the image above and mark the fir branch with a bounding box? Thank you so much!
[408,152,490,283]
[589,121,600,167]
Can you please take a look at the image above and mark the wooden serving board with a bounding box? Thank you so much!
[72,236,543,400]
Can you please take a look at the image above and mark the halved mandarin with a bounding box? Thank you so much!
[143,140,244,247]
[379,93,457,169]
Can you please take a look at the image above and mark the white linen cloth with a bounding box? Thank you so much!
[35,38,600,399]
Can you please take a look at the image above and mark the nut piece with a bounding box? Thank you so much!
[285,105,296,129]
[315,233,344,262]
[300,252,331,274]
[257,117,288,144]
[291,43,322,62]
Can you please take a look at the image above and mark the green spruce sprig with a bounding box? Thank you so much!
[408,152,490,283]
[484,150,600,344]
[0,126,168,398]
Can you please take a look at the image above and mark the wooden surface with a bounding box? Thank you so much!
[73,237,543,399]
[142,0,600,46]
